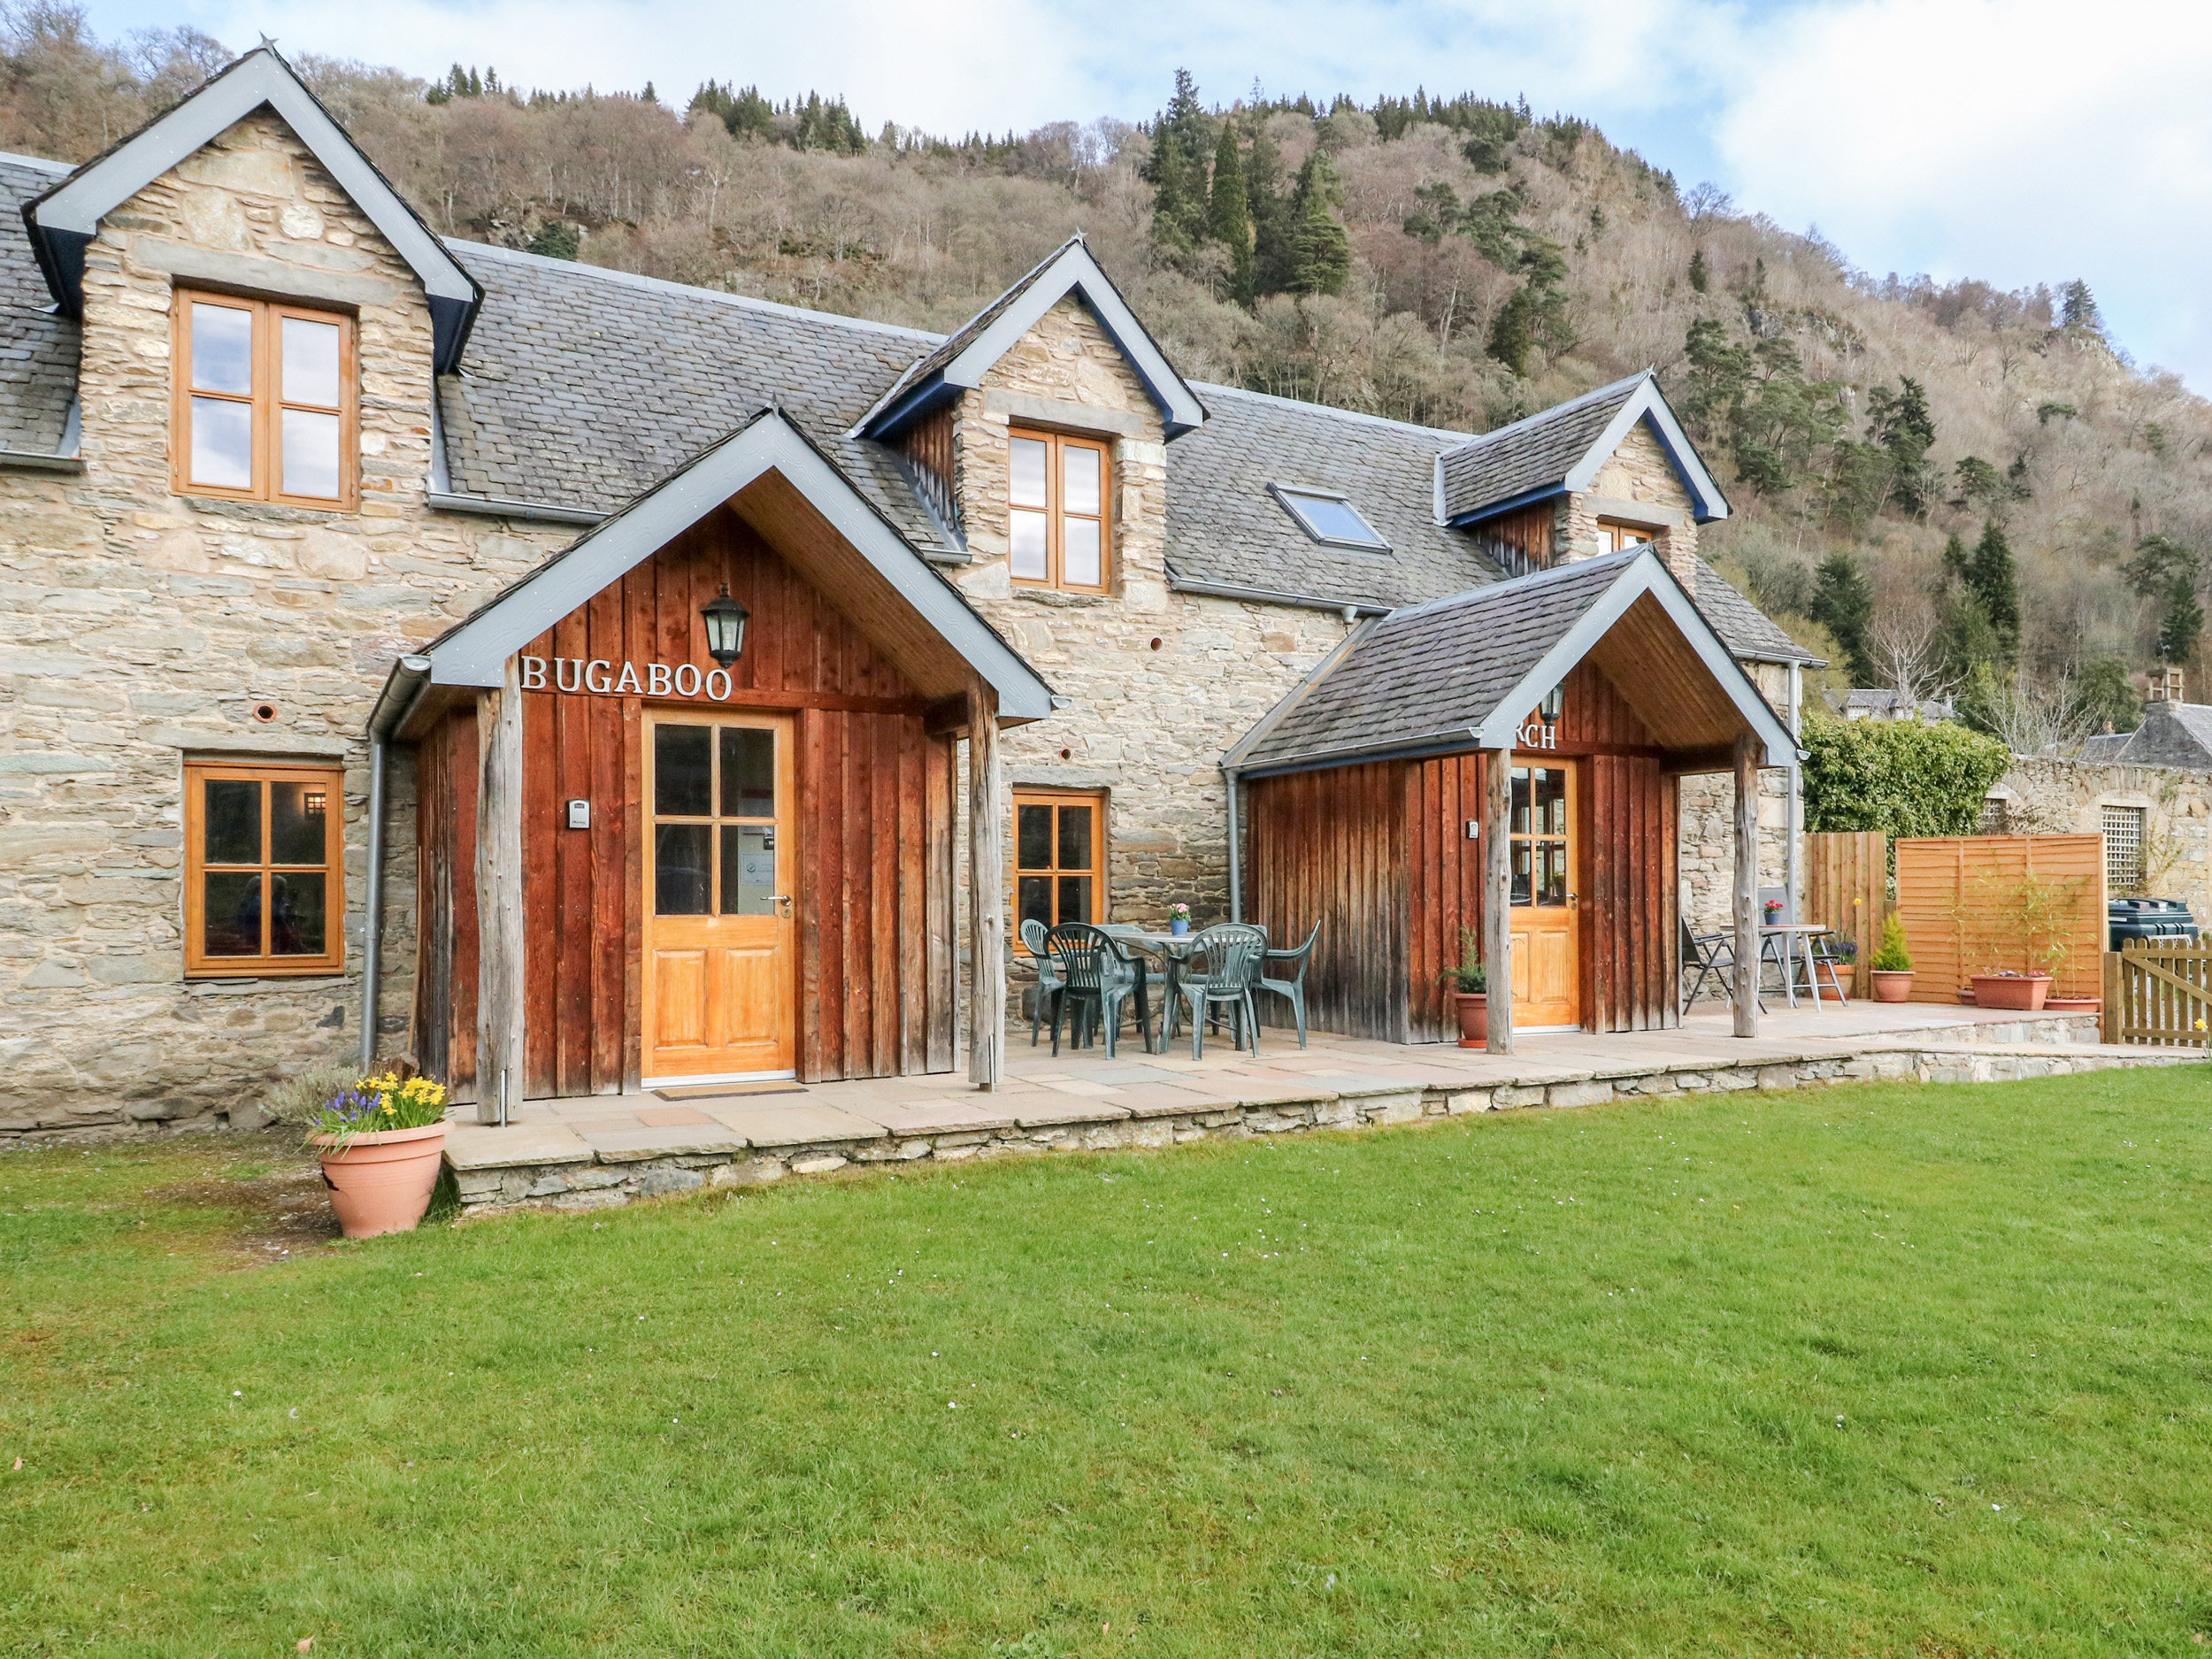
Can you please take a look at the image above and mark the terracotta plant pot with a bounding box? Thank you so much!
[1453,991,1488,1048]
[2044,995,2101,1013]
[1869,971,1913,1003]
[1970,973,2051,1012]
[311,1122,447,1239]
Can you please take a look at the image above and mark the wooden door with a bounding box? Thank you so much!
[1508,757,1581,1028]
[642,711,796,1083]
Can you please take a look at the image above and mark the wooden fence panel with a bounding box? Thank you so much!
[1894,834,2107,1002]
[1804,831,1889,997]
[2103,941,2212,1046]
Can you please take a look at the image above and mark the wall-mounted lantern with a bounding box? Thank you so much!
[302,789,327,817]
[1539,683,1564,726]
[701,585,750,665]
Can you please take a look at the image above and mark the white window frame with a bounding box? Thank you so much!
[1268,483,1391,553]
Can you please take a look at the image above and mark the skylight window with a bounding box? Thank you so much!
[1271,485,1391,551]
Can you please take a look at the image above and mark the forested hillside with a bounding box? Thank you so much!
[4,7,2204,738]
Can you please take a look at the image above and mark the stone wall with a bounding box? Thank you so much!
[1995,755,2212,918]
[0,111,566,1138]
[1678,657,1796,941]
[1560,420,1701,584]
[949,296,1352,941]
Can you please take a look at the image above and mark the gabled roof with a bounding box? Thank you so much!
[0,151,77,460]
[411,406,1053,723]
[1228,548,1793,777]
[21,47,481,371]
[1437,370,1730,526]
[855,236,1206,441]
[2085,700,2212,771]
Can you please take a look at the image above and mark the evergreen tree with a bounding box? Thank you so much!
[1865,376,1937,514]
[2122,533,2203,664]
[1144,69,1211,257]
[1687,246,1708,292]
[1809,550,1877,683]
[2060,280,2104,338]
[1206,119,1253,304]
[1244,117,1292,295]
[2070,658,2142,733]
[527,220,580,261]
[1965,521,2021,664]
[1285,149,1350,296]
[1486,284,1538,376]
[2159,585,2205,665]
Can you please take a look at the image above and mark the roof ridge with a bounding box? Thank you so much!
[1441,369,1652,455]
[445,238,948,343]
[1189,380,1472,441]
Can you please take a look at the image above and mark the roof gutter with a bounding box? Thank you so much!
[1170,575,1393,618]
[361,655,432,1071]
[425,489,607,526]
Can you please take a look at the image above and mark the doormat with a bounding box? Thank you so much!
[651,1081,808,1102]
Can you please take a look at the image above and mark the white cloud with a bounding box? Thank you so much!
[1712,0,2212,378]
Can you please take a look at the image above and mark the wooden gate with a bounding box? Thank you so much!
[2103,941,2212,1046]
[1804,831,1889,997]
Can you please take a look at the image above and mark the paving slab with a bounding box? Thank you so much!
[444,1120,595,1171]
[864,1101,1024,1135]
[1012,1102,1133,1128]
[634,1106,714,1127]
[580,1124,749,1162]
[699,1102,892,1147]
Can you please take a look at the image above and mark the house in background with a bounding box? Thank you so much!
[0,49,1816,1137]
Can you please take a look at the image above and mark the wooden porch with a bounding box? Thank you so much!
[441,1003,2191,1213]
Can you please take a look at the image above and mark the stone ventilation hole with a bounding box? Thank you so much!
[1149,637,1164,651]
[251,703,279,724]
[1059,748,1071,760]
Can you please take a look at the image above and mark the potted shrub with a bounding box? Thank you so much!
[1969,872,2085,1013]
[1440,926,1489,1048]
[1166,902,1192,939]
[1868,913,1915,1002]
[307,1069,450,1239]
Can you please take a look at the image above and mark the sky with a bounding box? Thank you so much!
[76,0,2212,389]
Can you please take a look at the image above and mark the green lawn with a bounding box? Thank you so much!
[4,1065,2208,1657]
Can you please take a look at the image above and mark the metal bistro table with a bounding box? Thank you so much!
[1759,923,1837,1010]
[1100,924,1214,1053]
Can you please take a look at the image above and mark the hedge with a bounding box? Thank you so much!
[1801,716,2009,838]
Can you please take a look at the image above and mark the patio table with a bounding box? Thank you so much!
[1101,926,1227,1052]
[1759,923,1837,1011]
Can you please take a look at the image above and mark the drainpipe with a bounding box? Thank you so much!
[1223,762,1243,922]
[1786,661,1804,923]
[360,655,433,1071]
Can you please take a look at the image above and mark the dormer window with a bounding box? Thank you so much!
[1009,428,1110,593]
[172,290,357,510]
[1271,485,1389,552]
[1600,520,1658,553]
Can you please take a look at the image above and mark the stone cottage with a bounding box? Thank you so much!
[0,49,1816,1136]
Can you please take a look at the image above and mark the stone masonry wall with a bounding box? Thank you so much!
[1997,755,2212,918]
[948,296,1353,972]
[1561,421,1700,584]
[0,111,566,1138]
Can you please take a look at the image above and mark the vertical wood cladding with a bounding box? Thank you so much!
[477,505,957,1097]
[1250,661,1679,1042]
[1247,760,1411,1044]
[411,705,480,1097]
[897,403,960,539]
[1467,500,1558,577]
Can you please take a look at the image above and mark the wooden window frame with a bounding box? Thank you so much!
[1599,519,1660,553]
[183,759,347,977]
[1008,427,1112,595]
[170,288,359,511]
[1013,787,1106,951]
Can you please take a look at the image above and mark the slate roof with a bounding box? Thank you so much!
[2085,701,2212,770]
[0,148,1812,663]
[1165,383,1498,609]
[1437,372,1645,524]
[1233,552,1643,772]
[1692,562,1818,664]
[0,151,80,455]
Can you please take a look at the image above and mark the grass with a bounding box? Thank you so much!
[3,1065,2209,1657]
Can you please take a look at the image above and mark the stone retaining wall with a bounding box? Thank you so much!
[452,1025,2184,1216]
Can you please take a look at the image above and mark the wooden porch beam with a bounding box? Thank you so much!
[1732,729,1761,1039]
[1482,746,1515,1056]
[966,678,1005,1088]
[475,657,526,1122]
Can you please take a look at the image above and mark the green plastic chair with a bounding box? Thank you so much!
[1163,924,1267,1059]
[1020,917,1064,1047]
[1256,921,1320,1048]
[1043,924,1146,1060]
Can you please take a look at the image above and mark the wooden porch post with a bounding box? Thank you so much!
[1732,729,1761,1039]
[966,679,1005,1089]
[1483,747,1515,1056]
[475,657,526,1122]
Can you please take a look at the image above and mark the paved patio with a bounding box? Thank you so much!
[443,1002,2200,1213]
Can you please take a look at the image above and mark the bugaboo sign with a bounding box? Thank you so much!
[518,657,738,701]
